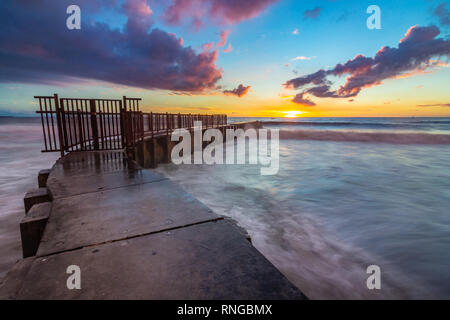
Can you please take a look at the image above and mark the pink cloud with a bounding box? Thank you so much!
[223,84,251,97]
[283,25,450,105]
[217,30,230,48]
[223,43,233,53]
[161,0,278,27]
[202,41,215,51]
[123,0,152,16]
[292,92,316,106]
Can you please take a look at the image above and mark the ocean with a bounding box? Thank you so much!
[0,117,58,280]
[1,116,449,299]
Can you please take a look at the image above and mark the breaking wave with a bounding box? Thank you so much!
[278,129,450,144]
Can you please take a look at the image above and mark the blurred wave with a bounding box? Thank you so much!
[0,117,58,280]
[155,117,450,299]
[278,129,450,144]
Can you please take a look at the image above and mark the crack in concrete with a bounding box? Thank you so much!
[37,217,225,259]
[51,177,169,200]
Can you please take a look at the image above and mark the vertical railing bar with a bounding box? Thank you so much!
[42,98,53,150]
[119,99,125,149]
[114,100,119,149]
[132,99,136,144]
[58,96,68,155]
[99,100,105,149]
[53,94,65,157]
[89,99,99,151]
[105,100,110,150]
[103,100,108,150]
[134,100,138,143]
[135,100,138,143]
[37,98,48,151]
[166,112,168,135]
[48,98,58,151]
[78,100,84,151]
[131,99,134,144]
[80,100,86,150]
[115,100,119,149]
[87,99,93,150]
[47,98,55,150]
[76,99,84,151]
[139,101,143,141]
[115,100,120,149]
[88,100,93,150]
[111,100,116,149]
[64,99,73,152]
[81,100,88,150]
[112,101,117,149]
[80,99,87,150]
[151,112,154,138]
[102,100,108,149]
[70,99,77,151]
[86,100,92,150]
[128,99,132,147]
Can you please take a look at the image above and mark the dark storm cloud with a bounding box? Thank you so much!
[0,0,222,92]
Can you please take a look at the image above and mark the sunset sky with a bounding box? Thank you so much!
[0,0,449,117]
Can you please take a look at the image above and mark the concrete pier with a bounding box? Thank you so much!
[0,150,306,300]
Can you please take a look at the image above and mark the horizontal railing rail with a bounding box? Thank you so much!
[35,94,227,157]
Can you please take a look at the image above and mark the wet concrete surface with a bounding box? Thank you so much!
[48,166,166,199]
[1,151,306,299]
[38,178,221,256]
[18,220,305,299]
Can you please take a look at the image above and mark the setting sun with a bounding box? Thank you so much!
[283,111,304,118]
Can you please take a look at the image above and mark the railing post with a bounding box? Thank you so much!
[77,108,84,151]
[119,99,125,149]
[166,112,169,135]
[140,111,144,141]
[150,112,153,138]
[53,94,65,157]
[58,97,69,152]
[89,99,99,150]
[122,96,128,148]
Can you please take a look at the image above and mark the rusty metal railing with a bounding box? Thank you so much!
[35,94,227,157]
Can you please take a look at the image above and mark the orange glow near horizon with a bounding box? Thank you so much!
[283,110,304,118]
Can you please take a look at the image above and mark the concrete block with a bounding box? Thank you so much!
[153,136,166,164]
[38,169,51,188]
[38,179,219,256]
[20,202,51,258]
[17,220,306,300]
[141,138,157,168]
[47,167,165,199]
[23,188,50,213]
